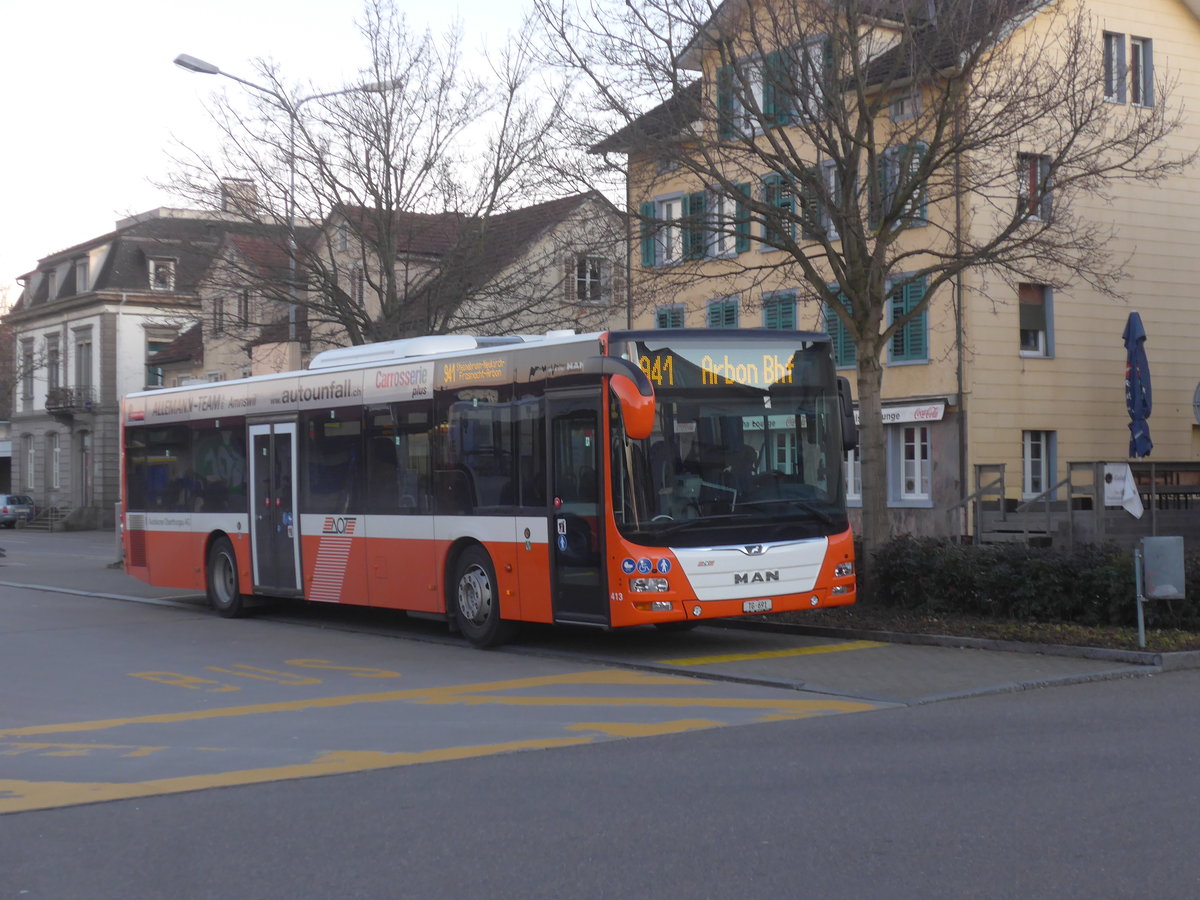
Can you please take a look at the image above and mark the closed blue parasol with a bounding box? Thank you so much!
[1123,311,1153,458]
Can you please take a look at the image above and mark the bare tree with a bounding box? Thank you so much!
[534,0,1194,557]
[164,0,598,347]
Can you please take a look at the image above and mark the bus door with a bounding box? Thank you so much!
[248,422,302,595]
[547,390,608,624]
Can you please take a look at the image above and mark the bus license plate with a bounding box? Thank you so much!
[743,599,772,613]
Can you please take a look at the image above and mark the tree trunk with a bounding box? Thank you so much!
[855,351,890,595]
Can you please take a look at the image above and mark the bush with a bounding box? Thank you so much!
[867,536,1200,630]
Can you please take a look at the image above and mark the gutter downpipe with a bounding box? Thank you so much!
[953,96,969,541]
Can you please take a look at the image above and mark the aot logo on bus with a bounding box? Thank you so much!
[321,517,358,535]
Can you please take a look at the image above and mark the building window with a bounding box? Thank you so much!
[337,223,349,252]
[825,290,855,369]
[873,143,927,228]
[1023,430,1056,498]
[144,329,176,389]
[49,433,60,490]
[212,296,226,335]
[891,89,920,121]
[1131,37,1154,107]
[888,276,928,364]
[1018,153,1052,221]
[762,174,795,246]
[1019,284,1052,357]
[574,256,611,305]
[24,435,35,490]
[46,269,57,299]
[707,297,739,329]
[75,258,89,294]
[889,424,931,503]
[655,305,685,329]
[149,258,176,291]
[349,266,365,304]
[74,331,93,390]
[762,291,796,329]
[238,290,251,323]
[1104,32,1126,102]
[45,335,61,392]
[818,161,840,240]
[845,446,862,504]
[21,342,34,411]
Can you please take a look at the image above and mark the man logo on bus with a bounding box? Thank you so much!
[322,516,358,535]
[734,571,779,584]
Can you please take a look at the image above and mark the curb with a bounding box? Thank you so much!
[719,618,1200,671]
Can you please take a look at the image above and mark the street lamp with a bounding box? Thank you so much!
[174,53,398,343]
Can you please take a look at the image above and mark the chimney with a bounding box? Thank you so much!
[220,179,258,216]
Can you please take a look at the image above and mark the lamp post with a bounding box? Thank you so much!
[174,54,397,343]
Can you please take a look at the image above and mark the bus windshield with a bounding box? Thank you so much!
[611,335,849,547]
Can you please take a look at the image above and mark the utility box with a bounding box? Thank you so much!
[1142,536,1186,600]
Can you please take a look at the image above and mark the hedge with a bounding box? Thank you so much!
[867,536,1200,630]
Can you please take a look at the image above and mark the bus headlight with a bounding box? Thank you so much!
[630,578,669,592]
[834,562,854,578]
[831,584,853,595]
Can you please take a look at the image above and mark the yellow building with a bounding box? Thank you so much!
[595,0,1200,540]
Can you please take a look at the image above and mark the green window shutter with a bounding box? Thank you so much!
[717,66,735,139]
[640,202,656,267]
[890,277,928,361]
[825,291,856,367]
[764,292,796,329]
[764,51,790,127]
[707,298,738,328]
[868,156,885,230]
[800,167,821,240]
[656,305,684,329]
[734,182,751,252]
[763,174,795,245]
[685,191,708,259]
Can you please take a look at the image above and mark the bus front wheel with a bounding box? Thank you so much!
[206,536,248,618]
[452,546,511,648]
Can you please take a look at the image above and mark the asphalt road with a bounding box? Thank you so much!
[2,529,1199,898]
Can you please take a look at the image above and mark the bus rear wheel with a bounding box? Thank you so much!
[452,546,512,648]
[206,536,248,618]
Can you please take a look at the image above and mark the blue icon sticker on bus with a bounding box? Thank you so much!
[637,558,653,574]
[657,558,672,574]
[621,558,636,574]
[558,534,568,551]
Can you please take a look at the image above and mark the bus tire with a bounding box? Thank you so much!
[206,536,248,618]
[452,546,511,648]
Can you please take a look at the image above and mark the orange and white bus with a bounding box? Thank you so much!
[121,329,858,646]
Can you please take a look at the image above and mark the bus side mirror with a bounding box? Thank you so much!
[838,377,858,452]
[611,372,655,441]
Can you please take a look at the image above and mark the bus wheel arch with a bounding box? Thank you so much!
[205,532,249,618]
[448,541,512,648]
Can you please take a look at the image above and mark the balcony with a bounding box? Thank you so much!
[45,386,97,416]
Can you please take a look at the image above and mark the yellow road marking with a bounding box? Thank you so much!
[0,670,691,739]
[567,720,723,737]
[416,695,874,714]
[659,639,884,666]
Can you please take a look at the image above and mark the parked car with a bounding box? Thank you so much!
[0,494,36,528]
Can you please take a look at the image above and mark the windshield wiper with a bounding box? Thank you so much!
[734,498,836,526]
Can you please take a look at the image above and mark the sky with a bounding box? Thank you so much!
[0,0,530,307]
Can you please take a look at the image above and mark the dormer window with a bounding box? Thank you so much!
[75,258,89,294]
[46,269,57,299]
[149,258,176,291]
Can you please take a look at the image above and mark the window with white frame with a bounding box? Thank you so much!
[574,256,611,305]
[1019,283,1052,357]
[791,37,834,122]
[891,89,920,121]
[212,296,226,335]
[74,330,93,390]
[45,335,60,392]
[1131,37,1154,106]
[149,258,176,291]
[657,196,683,263]
[46,269,57,299]
[709,191,738,256]
[844,446,862,503]
[21,342,34,410]
[874,142,927,228]
[75,258,89,294]
[889,424,931,502]
[1017,153,1052,221]
[1023,430,1055,498]
[819,161,840,240]
[49,433,60,490]
[24,435,35,490]
[237,290,251,323]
